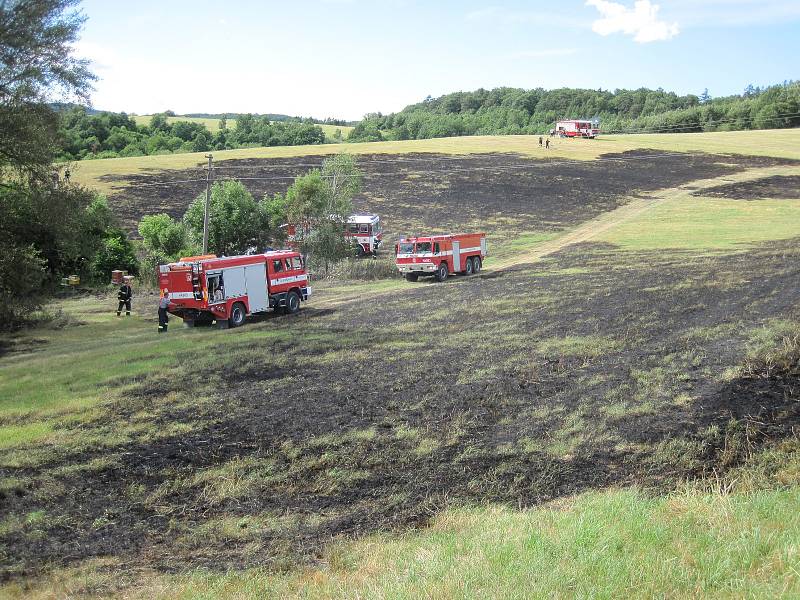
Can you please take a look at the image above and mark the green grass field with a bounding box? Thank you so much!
[3,130,800,597]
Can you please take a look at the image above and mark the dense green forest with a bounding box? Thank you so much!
[57,109,328,160]
[347,82,800,142]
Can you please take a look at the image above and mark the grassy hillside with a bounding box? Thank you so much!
[2,131,800,597]
[131,115,353,143]
[70,128,800,196]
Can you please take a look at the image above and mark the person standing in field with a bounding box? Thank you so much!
[545,138,550,149]
[116,281,132,316]
[158,292,170,333]
[539,136,543,147]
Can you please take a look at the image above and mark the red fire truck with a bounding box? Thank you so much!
[346,213,383,256]
[285,213,384,257]
[158,251,311,328]
[555,119,599,138]
[395,233,487,282]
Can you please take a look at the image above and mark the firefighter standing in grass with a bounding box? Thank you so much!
[539,136,543,147]
[158,292,170,333]
[116,281,132,316]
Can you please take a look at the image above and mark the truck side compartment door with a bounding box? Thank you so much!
[452,240,460,272]
[223,267,247,302]
[244,262,269,313]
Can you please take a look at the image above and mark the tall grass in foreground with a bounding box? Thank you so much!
[6,486,797,599]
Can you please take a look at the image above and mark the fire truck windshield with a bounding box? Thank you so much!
[398,242,414,254]
[415,242,432,253]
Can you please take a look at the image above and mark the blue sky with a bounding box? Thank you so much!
[75,0,800,120]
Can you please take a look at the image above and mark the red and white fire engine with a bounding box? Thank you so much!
[395,233,487,282]
[158,251,311,328]
[555,119,599,138]
[284,213,383,257]
[346,213,383,256]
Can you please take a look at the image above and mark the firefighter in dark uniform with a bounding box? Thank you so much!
[158,292,170,333]
[116,281,132,316]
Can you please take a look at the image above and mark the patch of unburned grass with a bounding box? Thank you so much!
[601,196,800,251]
[0,295,293,448]
[13,486,797,599]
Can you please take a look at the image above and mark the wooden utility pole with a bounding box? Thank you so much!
[202,153,213,254]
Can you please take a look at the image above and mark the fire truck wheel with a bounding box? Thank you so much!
[285,291,301,314]
[229,302,247,328]
[405,273,419,282]
[465,257,474,275]
[473,257,482,273]
[435,262,448,282]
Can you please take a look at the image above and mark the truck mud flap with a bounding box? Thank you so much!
[270,292,288,308]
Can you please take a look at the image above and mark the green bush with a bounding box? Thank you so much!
[0,243,47,328]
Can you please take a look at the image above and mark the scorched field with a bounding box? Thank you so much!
[2,131,800,598]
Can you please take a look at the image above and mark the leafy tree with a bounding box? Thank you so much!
[90,232,138,281]
[0,244,47,326]
[322,153,362,216]
[0,0,95,175]
[149,113,169,132]
[138,213,192,258]
[283,154,361,270]
[305,219,354,275]
[192,132,209,152]
[184,180,276,256]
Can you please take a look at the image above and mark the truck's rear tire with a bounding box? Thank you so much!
[465,257,474,275]
[405,273,419,282]
[285,290,301,314]
[229,302,247,328]
[435,262,448,282]
[473,257,482,273]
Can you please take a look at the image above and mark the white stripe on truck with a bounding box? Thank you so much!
[269,274,308,286]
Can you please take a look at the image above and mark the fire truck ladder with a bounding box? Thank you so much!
[191,265,202,300]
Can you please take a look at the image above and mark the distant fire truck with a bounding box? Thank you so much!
[284,213,383,257]
[158,251,311,328]
[395,233,487,282]
[555,119,599,138]
[347,213,383,256]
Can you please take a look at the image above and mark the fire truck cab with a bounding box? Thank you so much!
[555,119,599,138]
[346,213,383,256]
[395,233,487,282]
[158,251,311,329]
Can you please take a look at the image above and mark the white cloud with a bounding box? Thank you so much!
[586,0,679,42]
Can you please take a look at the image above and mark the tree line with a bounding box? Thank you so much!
[347,82,800,142]
[57,109,331,161]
